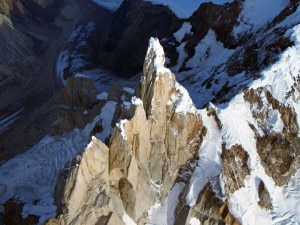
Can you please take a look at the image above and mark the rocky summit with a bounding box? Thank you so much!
[0,0,300,225]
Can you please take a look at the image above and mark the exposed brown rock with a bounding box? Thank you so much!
[221,144,251,194]
[243,87,263,105]
[58,77,97,108]
[44,218,60,225]
[192,182,225,224]
[54,137,124,225]
[54,39,205,223]
[257,134,300,186]
[244,87,300,186]
[172,177,240,225]
[119,178,136,219]
[219,202,240,225]
[258,180,272,210]
[264,90,299,135]
[52,77,106,134]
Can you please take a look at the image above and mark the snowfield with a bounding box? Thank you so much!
[1,0,300,224]
[0,101,116,224]
[175,28,235,108]
[233,0,289,36]
[146,2,300,224]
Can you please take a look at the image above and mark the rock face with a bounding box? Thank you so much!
[54,137,122,225]
[0,0,82,160]
[0,0,76,111]
[244,86,300,186]
[97,0,181,77]
[53,76,104,134]
[54,38,205,224]
[2,1,300,224]
[221,144,250,195]
[57,0,113,82]
[0,0,113,161]
[52,20,300,223]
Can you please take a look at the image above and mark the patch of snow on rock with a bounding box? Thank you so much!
[131,96,143,105]
[189,217,201,225]
[146,182,185,225]
[116,119,128,140]
[95,101,117,142]
[173,82,197,114]
[149,37,166,69]
[122,211,137,225]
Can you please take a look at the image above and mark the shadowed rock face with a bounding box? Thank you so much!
[0,0,59,17]
[184,1,241,58]
[0,0,108,162]
[3,198,39,225]
[1,1,300,224]
[97,0,181,77]
[57,1,113,81]
[258,180,271,210]
[0,0,79,159]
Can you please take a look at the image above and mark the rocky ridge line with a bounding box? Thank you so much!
[50,38,205,224]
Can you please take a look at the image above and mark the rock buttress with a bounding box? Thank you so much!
[54,38,205,224]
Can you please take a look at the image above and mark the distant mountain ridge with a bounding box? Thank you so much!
[0,0,300,224]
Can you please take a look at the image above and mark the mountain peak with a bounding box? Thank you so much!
[147,37,166,69]
[1,1,300,224]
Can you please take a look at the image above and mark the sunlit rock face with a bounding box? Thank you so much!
[2,1,300,224]
[52,17,300,224]
[53,38,205,224]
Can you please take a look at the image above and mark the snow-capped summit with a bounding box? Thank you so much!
[1,0,300,224]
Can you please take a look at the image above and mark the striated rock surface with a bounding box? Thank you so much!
[54,37,205,224]
[54,137,123,225]
[221,144,251,195]
[2,1,300,224]
[244,86,300,186]
[53,25,300,224]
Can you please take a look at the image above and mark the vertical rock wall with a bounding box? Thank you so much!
[53,38,204,224]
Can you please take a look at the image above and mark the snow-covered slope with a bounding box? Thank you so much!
[0,100,117,223]
[147,1,300,224]
[233,0,289,35]
[1,0,300,224]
